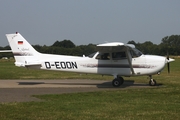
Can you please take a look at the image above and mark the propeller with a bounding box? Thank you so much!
[167,51,170,73]
[166,52,175,74]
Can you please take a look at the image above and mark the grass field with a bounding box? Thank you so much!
[0,59,180,120]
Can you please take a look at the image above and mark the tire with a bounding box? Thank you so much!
[112,78,121,87]
[149,79,157,86]
[118,76,124,85]
[112,77,124,87]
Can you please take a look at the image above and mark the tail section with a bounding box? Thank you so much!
[6,32,40,67]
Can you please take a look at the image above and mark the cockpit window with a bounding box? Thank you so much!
[96,53,110,60]
[130,48,143,58]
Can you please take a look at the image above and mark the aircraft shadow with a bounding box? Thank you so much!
[97,80,149,88]
[17,80,156,89]
[18,82,45,85]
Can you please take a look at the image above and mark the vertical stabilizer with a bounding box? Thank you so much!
[6,32,40,67]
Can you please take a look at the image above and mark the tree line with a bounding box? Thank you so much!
[0,35,180,58]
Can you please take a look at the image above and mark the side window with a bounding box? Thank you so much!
[112,52,126,60]
[96,53,110,60]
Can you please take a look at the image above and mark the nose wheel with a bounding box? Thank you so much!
[149,75,157,86]
[112,76,124,87]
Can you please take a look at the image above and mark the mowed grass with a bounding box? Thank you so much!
[0,58,180,120]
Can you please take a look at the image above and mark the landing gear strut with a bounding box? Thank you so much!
[112,76,124,87]
[149,75,157,86]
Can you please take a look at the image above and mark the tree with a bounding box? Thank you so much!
[52,40,75,48]
[160,35,180,55]
[127,40,137,45]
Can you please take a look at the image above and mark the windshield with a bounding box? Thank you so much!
[130,48,143,58]
[88,52,97,58]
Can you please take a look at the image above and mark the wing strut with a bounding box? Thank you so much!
[125,47,135,75]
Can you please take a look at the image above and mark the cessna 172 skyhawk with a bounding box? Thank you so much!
[6,32,174,87]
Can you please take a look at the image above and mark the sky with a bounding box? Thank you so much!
[0,0,180,47]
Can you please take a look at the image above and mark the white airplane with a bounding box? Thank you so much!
[6,32,174,87]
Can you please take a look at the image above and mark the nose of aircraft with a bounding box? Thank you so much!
[166,58,175,63]
[145,55,174,74]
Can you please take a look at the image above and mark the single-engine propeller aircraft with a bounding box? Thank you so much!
[6,32,174,87]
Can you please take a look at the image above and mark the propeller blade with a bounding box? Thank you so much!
[167,62,170,73]
[167,51,170,73]
[167,51,169,60]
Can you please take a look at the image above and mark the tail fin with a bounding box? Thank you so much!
[6,32,40,67]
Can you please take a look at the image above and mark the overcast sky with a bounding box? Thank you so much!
[0,0,180,47]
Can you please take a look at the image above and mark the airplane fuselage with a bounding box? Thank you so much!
[29,53,166,77]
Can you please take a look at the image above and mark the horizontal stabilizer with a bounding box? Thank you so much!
[15,62,41,67]
[25,63,42,67]
[25,63,42,69]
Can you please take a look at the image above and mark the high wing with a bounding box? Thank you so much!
[96,42,135,52]
[97,42,135,47]
[96,42,136,74]
[0,50,12,52]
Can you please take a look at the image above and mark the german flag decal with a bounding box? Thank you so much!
[18,41,23,45]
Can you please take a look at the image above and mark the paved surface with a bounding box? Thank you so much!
[0,79,151,103]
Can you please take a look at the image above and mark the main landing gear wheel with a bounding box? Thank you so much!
[112,76,124,87]
[149,79,157,86]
